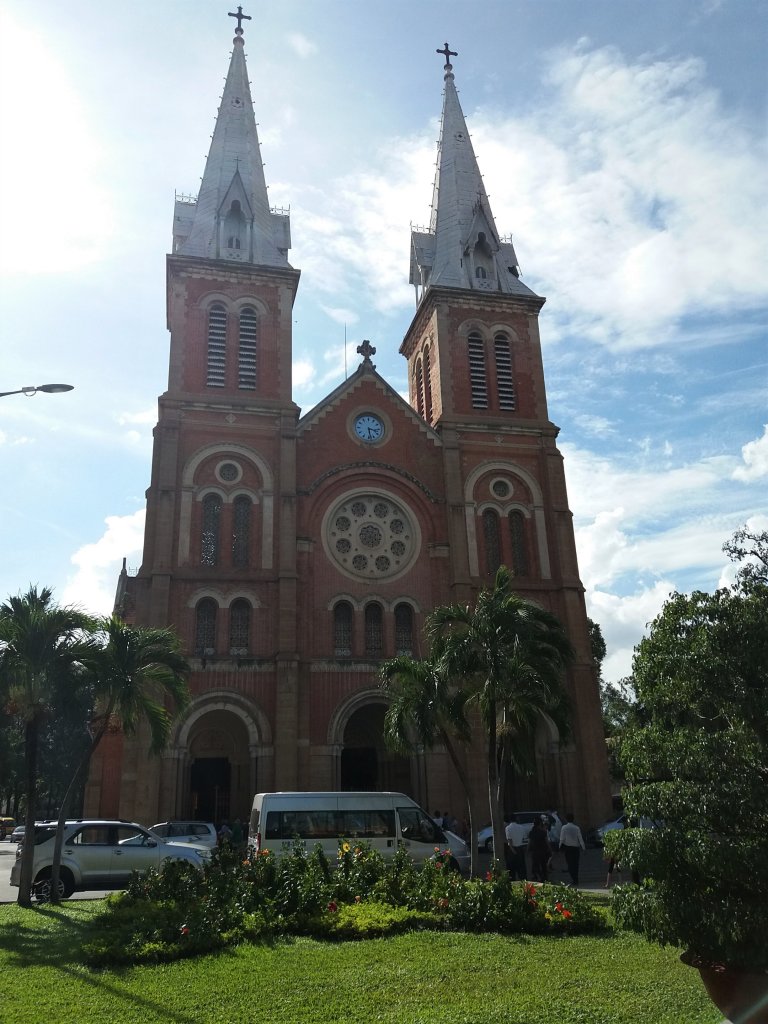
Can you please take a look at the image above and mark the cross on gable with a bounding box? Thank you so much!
[228,6,251,33]
[436,42,458,67]
[357,339,377,366]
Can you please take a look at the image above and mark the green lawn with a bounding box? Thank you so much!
[1,901,719,1024]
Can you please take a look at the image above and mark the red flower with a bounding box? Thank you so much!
[485,871,493,881]
[180,925,190,936]
[562,909,572,919]
[327,901,338,913]
[555,901,563,912]
[437,897,449,910]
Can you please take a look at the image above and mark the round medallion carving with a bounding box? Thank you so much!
[324,492,419,580]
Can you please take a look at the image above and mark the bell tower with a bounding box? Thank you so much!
[401,45,611,825]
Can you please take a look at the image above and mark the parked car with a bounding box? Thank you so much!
[10,819,205,901]
[477,811,563,853]
[588,813,659,847]
[150,821,218,848]
[0,818,15,841]
[10,825,26,845]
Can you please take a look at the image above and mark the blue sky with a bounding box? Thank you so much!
[1,0,766,683]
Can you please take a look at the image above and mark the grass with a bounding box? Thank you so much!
[1,899,720,1024]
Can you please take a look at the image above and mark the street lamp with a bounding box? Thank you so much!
[0,383,74,399]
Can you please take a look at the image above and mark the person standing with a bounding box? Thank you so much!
[505,816,528,880]
[527,817,552,882]
[559,813,585,886]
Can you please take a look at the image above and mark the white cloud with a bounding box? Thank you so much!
[320,305,359,326]
[573,414,615,438]
[0,12,113,274]
[286,33,318,59]
[292,358,316,390]
[587,580,674,682]
[733,425,768,482]
[62,510,146,616]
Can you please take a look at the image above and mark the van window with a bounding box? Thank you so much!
[397,806,442,844]
[264,808,395,842]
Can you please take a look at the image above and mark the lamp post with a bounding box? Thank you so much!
[0,383,74,399]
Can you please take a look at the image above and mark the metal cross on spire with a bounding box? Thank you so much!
[228,5,251,34]
[436,42,458,67]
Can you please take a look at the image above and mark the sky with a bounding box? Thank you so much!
[1,0,766,684]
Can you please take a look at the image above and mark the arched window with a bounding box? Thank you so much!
[333,601,353,657]
[423,346,434,423]
[195,598,217,656]
[201,493,222,565]
[394,603,414,656]
[468,332,488,409]
[483,509,501,576]
[229,598,250,656]
[364,603,383,659]
[232,495,251,568]
[414,358,425,417]
[494,333,516,411]
[475,266,487,279]
[238,307,257,390]
[206,303,227,387]
[509,511,529,576]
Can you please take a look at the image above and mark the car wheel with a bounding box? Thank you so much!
[32,868,75,902]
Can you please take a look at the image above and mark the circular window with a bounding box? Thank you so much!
[218,461,240,482]
[491,478,512,498]
[324,492,419,580]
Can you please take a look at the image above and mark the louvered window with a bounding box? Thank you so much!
[206,304,227,387]
[333,601,353,657]
[195,599,217,655]
[232,495,251,568]
[394,603,414,656]
[509,511,529,576]
[238,307,257,390]
[365,603,383,659]
[468,333,488,408]
[423,347,434,422]
[495,333,516,411]
[415,359,425,417]
[229,599,250,656]
[483,509,501,576]
[201,494,222,566]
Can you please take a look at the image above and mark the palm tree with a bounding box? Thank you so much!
[380,646,480,876]
[0,587,94,906]
[428,566,574,865]
[47,616,190,901]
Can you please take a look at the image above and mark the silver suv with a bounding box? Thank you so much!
[10,819,204,901]
[150,821,217,848]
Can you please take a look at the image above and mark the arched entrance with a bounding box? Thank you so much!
[187,709,250,824]
[340,703,412,794]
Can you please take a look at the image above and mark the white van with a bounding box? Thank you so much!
[249,791,470,875]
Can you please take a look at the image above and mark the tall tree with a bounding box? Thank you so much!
[0,587,94,907]
[47,616,190,901]
[427,566,573,864]
[722,524,768,591]
[380,646,479,875]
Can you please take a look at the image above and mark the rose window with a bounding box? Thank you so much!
[326,493,418,579]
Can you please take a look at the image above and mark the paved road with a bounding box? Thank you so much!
[0,841,610,904]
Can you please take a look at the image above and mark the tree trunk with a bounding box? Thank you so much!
[439,726,478,877]
[487,699,505,867]
[17,717,39,906]
[49,713,111,903]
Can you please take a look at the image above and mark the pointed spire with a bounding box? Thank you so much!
[409,45,534,302]
[176,11,291,267]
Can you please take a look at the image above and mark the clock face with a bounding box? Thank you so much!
[354,414,385,443]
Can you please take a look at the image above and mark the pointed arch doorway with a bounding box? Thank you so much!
[339,702,412,794]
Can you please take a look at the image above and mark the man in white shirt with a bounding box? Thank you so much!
[505,816,528,880]
[558,813,586,886]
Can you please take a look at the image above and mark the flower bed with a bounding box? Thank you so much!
[83,841,606,966]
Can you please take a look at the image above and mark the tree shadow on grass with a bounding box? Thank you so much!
[0,903,95,967]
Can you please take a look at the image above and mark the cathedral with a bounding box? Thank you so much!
[84,14,611,831]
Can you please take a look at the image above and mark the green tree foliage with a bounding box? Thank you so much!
[380,647,477,874]
[610,539,768,968]
[0,587,94,906]
[427,567,573,866]
[48,616,190,901]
